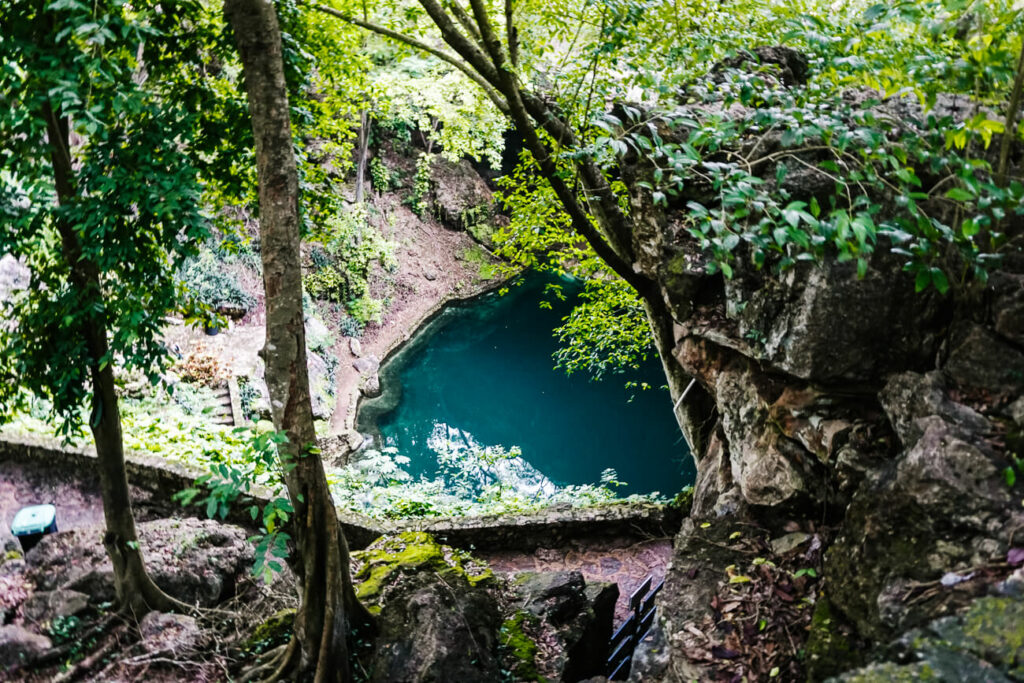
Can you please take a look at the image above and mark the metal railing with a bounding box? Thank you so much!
[606,575,663,680]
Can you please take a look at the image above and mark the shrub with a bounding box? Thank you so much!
[179,248,256,313]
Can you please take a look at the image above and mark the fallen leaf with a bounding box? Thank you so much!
[711,645,741,659]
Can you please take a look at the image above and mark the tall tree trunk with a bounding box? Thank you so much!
[42,101,181,618]
[225,1,366,680]
[354,109,369,203]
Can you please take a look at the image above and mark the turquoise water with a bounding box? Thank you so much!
[356,274,694,497]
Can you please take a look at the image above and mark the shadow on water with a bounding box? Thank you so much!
[357,273,694,497]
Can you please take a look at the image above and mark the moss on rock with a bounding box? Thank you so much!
[244,608,294,655]
[352,532,493,613]
[499,611,544,682]
[805,597,863,681]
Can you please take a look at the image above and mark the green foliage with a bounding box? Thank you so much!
[178,247,257,313]
[304,204,396,325]
[173,426,301,583]
[327,445,659,519]
[367,54,506,167]
[0,0,211,431]
[410,152,435,217]
[369,155,398,192]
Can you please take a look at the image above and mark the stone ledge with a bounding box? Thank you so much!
[1,437,682,552]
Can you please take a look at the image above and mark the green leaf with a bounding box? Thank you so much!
[945,187,974,202]
[915,268,931,292]
[930,268,949,295]
[1006,467,1017,488]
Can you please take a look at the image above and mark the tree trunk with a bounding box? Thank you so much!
[42,101,180,618]
[225,1,365,680]
[354,109,369,203]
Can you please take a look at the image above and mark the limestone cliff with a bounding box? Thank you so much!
[625,51,1024,681]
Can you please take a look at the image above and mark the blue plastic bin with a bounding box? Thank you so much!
[11,504,57,552]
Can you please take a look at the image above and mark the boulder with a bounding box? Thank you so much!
[353,355,380,375]
[428,157,494,232]
[354,354,382,399]
[0,624,51,672]
[895,417,1009,514]
[353,533,501,683]
[349,337,363,357]
[360,372,382,399]
[508,572,618,681]
[319,430,366,468]
[139,611,204,653]
[943,323,1024,401]
[21,589,89,624]
[27,519,254,607]
[879,371,990,448]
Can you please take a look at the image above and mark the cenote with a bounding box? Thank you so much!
[357,273,694,498]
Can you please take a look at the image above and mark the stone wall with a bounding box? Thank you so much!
[0,436,681,553]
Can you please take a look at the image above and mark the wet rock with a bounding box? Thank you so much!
[27,519,254,607]
[21,589,89,623]
[139,612,204,653]
[0,624,51,672]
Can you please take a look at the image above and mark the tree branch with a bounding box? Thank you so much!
[305,2,510,115]
[466,0,506,68]
[998,40,1024,187]
[444,0,483,46]
[505,0,518,68]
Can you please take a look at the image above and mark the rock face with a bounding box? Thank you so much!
[352,533,620,683]
[620,49,1024,682]
[427,157,495,232]
[508,571,619,681]
[26,518,254,606]
[354,532,502,682]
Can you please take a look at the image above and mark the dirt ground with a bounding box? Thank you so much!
[327,194,500,433]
